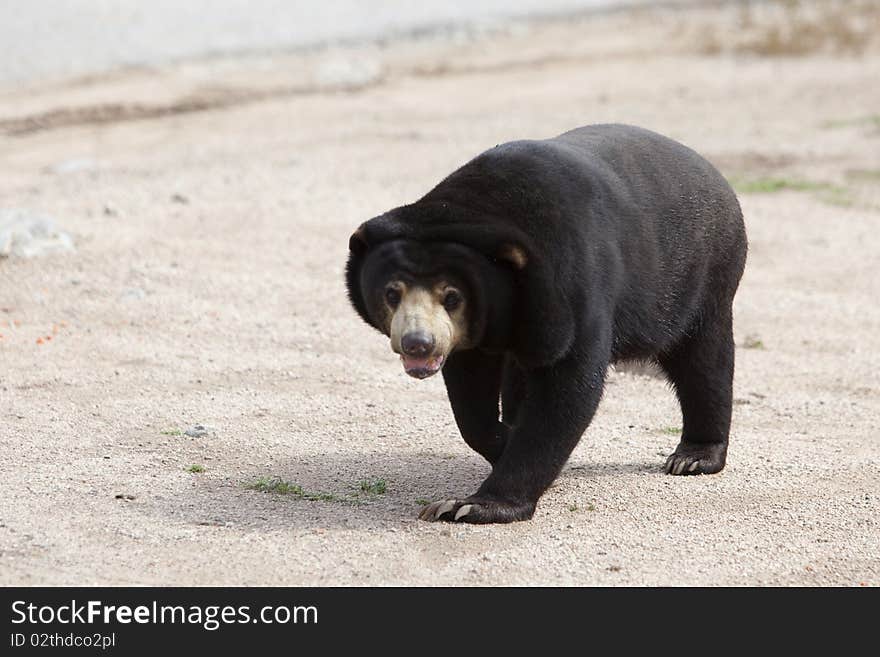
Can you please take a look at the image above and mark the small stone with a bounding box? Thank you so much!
[184,425,210,438]
[114,493,136,501]
[0,209,74,258]
[119,287,146,302]
[170,193,189,204]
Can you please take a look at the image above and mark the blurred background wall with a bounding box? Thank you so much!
[1,0,655,86]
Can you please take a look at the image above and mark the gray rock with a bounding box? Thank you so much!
[184,425,211,438]
[0,209,75,258]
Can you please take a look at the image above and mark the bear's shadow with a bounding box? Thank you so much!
[158,451,662,531]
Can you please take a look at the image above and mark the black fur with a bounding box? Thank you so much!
[346,124,747,523]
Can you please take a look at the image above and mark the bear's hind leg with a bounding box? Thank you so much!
[659,309,735,476]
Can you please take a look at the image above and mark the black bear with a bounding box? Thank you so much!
[346,124,747,524]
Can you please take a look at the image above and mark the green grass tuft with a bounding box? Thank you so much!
[246,476,389,504]
[662,426,681,436]
[743,334,765,350]
[359,478,387,495]
[187,464,205,473]
[247,477,304,495]
[732,177,834,194]
[161,429,182,436]
[731,176,854,207]
[822,115,880,130]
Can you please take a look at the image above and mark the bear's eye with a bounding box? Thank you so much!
[385,287,401,308]
[443,290,462,312]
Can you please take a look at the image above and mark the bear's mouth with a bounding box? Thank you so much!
[401,354,446,379]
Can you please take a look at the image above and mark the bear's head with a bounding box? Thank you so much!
[346,197,577,373]
[346,230,525,379]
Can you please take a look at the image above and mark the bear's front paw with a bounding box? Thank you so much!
[664,442,727,476]
[417,496,535,524]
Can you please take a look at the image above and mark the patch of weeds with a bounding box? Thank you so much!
[568,503,579,512]
[247,477,340,500]
[161,429,182,436]
[247,477,303,495]
[823,115,880,131]
[246,477,382,504]
[586,503,596,512]
[732,177,852,207]
[731,177,834,194]
[743,334,765,350]
[662,426,681,436]
[187,464,205,473]
[416,498,431,506]
[359,478,387,495]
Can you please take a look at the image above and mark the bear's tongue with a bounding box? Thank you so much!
[401,354,444,378]
[402,355,432,370]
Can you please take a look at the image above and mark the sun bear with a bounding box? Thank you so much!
[346,124,747,524]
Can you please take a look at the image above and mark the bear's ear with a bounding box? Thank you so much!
[349,224,369,256]
[496,242,528,270]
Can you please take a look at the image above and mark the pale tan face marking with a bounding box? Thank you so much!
[384,281,470,364]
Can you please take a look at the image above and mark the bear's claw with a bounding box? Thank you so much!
[453,504,473,521]
[665,453,704,475]
[665,456,700,475]
[418,499,458,521]
[664,442,727,476]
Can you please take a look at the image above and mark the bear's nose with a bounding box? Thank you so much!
[401,331,435,357]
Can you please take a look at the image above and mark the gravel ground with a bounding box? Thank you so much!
[0,2,877,585]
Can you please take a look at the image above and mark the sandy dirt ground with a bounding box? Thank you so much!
[1,2,878,586]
